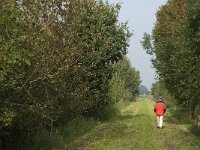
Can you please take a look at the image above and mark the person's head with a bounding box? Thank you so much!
[157,96,165,104]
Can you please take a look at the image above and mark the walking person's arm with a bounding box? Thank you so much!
[164,105,166,113]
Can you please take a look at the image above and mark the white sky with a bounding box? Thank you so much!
[107,0,167,90]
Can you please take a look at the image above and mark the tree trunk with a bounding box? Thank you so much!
[189,105,196,120]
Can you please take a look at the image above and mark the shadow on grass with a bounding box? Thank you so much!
[165,107,192,125]
[189,125,200,137]
[65,118,121,149]
[118,114,134,121]
[66,113,149,149]
[119,114,147,121]
[165,107,200,141]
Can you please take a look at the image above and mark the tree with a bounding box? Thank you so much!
[142,0,200,118]
[139,85,149,96]
[0,0,133,149]
[151,81,175,105]
[109,56,141,102]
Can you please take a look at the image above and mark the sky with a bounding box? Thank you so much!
[107,0,167,90]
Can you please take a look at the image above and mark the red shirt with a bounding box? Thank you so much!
[154,102,166,116]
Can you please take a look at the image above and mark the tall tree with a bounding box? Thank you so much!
[142,0,200,118]
[109,57,141,102]
[0,0,132,149]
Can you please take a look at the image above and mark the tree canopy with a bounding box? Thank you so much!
[142,0,200,118]
[0,0,140,149]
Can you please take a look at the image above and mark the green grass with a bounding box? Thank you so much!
[65,99,158,150]
[65,98,200,150]
[28,117,98,150]
[30,97,200,150]
[190,125,200,137]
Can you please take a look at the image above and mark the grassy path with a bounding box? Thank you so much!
[65,98,200,150]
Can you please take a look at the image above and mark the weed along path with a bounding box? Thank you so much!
[65,98,200,150]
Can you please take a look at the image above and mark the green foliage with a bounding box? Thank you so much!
[139,85,149,96]
[190,125,200,137]
[151,81,175,106]
[141,33,154,55]
[27,117,97,150]
[142,0,200,118]
[0,0,133,149]
[109,75,132,102]
[109,57,141,102]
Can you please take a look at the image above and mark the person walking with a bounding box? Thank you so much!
[154,96,166,128]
